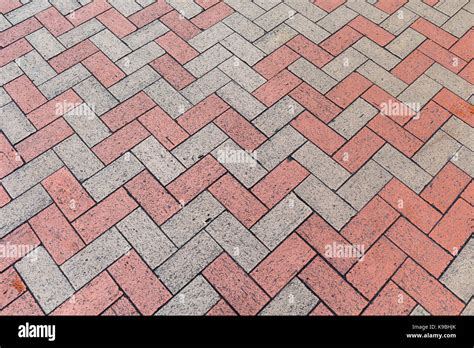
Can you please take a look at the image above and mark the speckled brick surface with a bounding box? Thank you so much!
[0,0,472,316]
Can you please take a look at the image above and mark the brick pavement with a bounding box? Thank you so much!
[0,0,473,316]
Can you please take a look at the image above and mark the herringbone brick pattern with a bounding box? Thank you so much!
[0,0,473,316]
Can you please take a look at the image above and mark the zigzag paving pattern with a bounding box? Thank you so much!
[0,0,473,316]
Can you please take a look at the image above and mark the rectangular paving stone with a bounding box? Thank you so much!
[289,58,337,93]
[39,63,91,99]
[2,150,63,199]
[435,0,469,16]
[82,152,144,201]
[212,139,267,188]
[180,68,230,105]
[386,27,426,59]
[132,136,185,185]
[462,300,474,316]
[116,208,177,269]
[54,134,104,182]
[451,146,473,177]
[286,13,329,43]
[117,42,165,75]
[0,62,22,87]
[218,57,265,92]
[108,0,141,16]
[374,144,432,193]
[442,9,472,37]
[255,23,297,54]
[206,212,269,272]
[251,193,311,250]
[253,96,303,137]
[381,7,418,35]
[90,29,131,62]
[0,14,10,32]
[410,305,430,316]
[172,123,227,168]
[293,141,350,190]
[15,246,74,314]
[353,37,400,70]
[223,12,265,41]
[123,19,169,50]
[221,33,265,65]
[260,278,318,316]
[63,103,111,147]
[398,74,443,108]
[217,81,266,121]
[167,0,202,19]
[318,5,357,33]
[413,130,462,175]
[27,27,65,60]
[442,117,474,150]
[295,175,356,230]
[441,237,472,302]
[257,125,305,171]
[406,0,449,26]
[425,63,473,100]
[61,227,130,290]
[58,18,105,48]
[50,0,81,14]
[73,76,118,116]
[160,191,224,247]
[224,0,265,20]
[145,79,192,118]
[254,3,293,31]
[156,231,222,294]
[184,44,232,78]
[16,50,57,85]
[5,0,50,25]
[322,47,367,81]
[0,185,52,237]
[329,98,378,139]
[346,0,388,23]
[357,60,407,96]
[285,0,326,21]
[156,275,219,315]
[136,0,155,6]
[337,160,392,211]
[254,0,282,11]
[109,65,160,102]
[0,87,11,107]
[188,22,233,52]
[0,102,35,144]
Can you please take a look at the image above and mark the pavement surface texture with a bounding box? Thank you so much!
[0,0,473,316]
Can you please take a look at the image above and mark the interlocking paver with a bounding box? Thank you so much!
[251,233,315,297]
[206,211,269,272]
[1,0,472,317]
[2,150,63,199]
[156,275,219,316]
[61,227,130,290]
[116,208,177,269]
[109,250,171,315]
[156,231,221,294]
[259,278,319,316]
[51,272,121,316]
[337,160,392,211]
[15,246,74,314]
